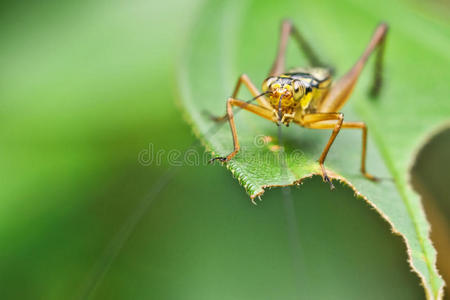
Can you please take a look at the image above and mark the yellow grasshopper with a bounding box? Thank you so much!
[210,20,388,188]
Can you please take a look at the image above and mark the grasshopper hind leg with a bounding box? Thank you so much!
[270,19,329,76]
[369,24,388,98]
[318,23,388,113]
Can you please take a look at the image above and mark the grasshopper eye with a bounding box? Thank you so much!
[292,80,305,100]
[262,76,278,92]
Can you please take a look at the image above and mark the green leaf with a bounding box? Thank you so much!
[178,0,448,298]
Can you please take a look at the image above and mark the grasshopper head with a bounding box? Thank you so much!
[262,76,305,111]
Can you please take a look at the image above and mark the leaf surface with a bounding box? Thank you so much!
[178,0,448,298]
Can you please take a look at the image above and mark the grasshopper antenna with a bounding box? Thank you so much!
[246,91,272,104]
[202,91,272,122]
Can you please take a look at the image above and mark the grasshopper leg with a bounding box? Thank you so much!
[340,121,377,181]
[369,25,388,97]
[270,19,326,76]
[205,74,272,122]
[298,113,344,189]
[209,98,274,163]
[319,23,388,113]
[296,113,377,187]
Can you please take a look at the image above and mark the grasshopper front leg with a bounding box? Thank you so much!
[209,98,275,163]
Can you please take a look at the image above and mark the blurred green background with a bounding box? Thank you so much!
[0,0,448,299]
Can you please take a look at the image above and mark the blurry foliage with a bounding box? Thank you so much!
[412,127,450,299]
